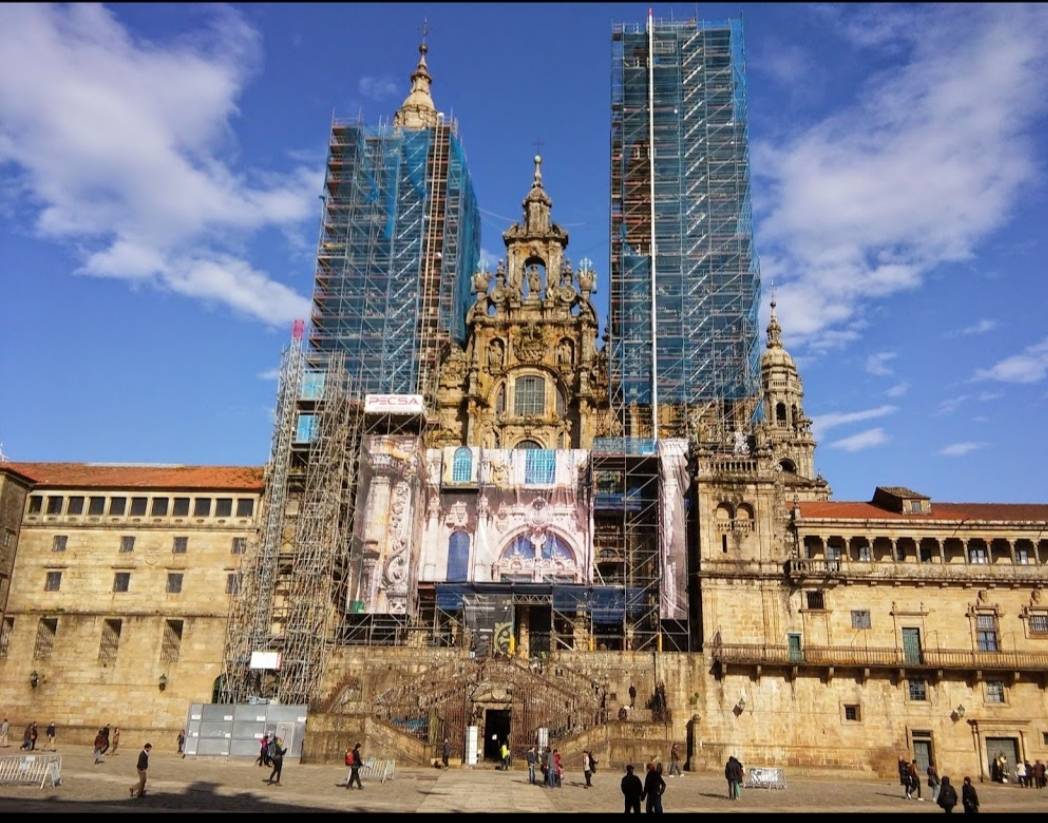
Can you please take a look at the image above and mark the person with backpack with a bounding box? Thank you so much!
[257,734,270,767]
[266,737,286,785]
[347,742,364,789]
[961,777,979,814]
[937,776,958,814]
[927,763,941,803]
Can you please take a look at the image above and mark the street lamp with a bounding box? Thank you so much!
[29,670,39,689]
[158,673,168,691]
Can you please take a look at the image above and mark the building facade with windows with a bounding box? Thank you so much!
[0,463,261,742]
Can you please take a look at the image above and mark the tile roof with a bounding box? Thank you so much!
[1,462,264,492]
[797,501,1048,523]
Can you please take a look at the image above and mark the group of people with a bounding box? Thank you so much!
[620,762,667,813]
[256,733,289,785]
[901,757,980,814]
[990,754,1047,787]
[525,745,564,787]
[724,755,744,800]
[3,719,58,752]
[92,725,121,763]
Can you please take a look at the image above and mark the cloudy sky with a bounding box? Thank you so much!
[1,3,1046,501]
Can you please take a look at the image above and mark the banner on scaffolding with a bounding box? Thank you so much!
[364,394,425,415]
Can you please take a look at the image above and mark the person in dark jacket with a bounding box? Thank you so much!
[621,764,643,813]
[928,764,941,804]
[961,777,979,814]
[937,776,958,813]
[129,743,152,798]
[899,756,911,798]
[266,738,287,785]
[442,737,451,768]
[347,742,364,789]
[643,761,666,813]
[256,734,270,767]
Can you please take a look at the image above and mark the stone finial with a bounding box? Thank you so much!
[766,300,782,349]
[393,39,439,130]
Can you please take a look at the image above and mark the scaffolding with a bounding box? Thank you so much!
[610,15,761,443]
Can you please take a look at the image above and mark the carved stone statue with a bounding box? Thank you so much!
[557,340,572,370]
[526,264,542,299]
[487,339,504,371]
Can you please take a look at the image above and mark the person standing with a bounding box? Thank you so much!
[1016,759,1027,788]
[257,734,270,767]
[20,723,32,751]
[669,743,682,778]
[900,756,912,798]
[553,749,563,788]
[643,761,665,813]
[129,743,152,798]
[0,717,9,748]
[621,764,643,813]
[583,750,593,788]
[347,742,364,789]
[938,776,958,814]
[30,721,39,751]
[442,737,451,769]
[628,684,637,708]
[732,756,744,800]
[46,721,56,751]
[500,740,511,771]
[100,726,110,754]
[266,738,286,785]
[111,727,121,755]
[93,729,107,764]
[961,776,979,814]
[546,747,557,788]
[928,763,941,804]
[177,729,186,757]
[909,760,923,800]
[526,746,537,785]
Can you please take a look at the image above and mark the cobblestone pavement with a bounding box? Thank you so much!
[1,749,1046,813]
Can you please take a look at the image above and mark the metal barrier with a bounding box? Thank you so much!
[744,766,786,790]
[0,753,62,788]
[360,757,396,783]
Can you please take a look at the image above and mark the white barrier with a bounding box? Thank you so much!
[0,753,62,789]
[360,757,396,783]
[744,766,786,789]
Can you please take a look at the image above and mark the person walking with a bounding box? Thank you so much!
[1016,759,1027,788]
[100,726,110,755]
[928,763,941,804]
[899,756,911,798]
[621,764,643,813]
[93,729,107,764]
[129,743,152,798]
[937,776,958,814]
[500,740,511,771]
[29,722,39,751]
[177,729,186,757]
[266,738,286,785]
[257,734,270,767]
[46,721,56,750]
[1033,760,1046,789]
[526,746,537,784]
[583,750,593,788]
[909,760,924,800]
[0,717,9,748]
[19,723,32,751]
[111,727,121,756]
[961,776,979,814]
[668,743,682,778]
[553,749,563,788]
[347,742,364,789]
[442,737,451,769]
[643,761,665,813]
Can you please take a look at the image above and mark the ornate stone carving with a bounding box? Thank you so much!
[514,326,545,363]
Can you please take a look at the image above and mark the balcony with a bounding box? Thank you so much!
[786,557,1047,584]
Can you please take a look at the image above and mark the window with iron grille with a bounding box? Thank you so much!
[33,618,58,660]
[67,496,84,515]
[851,610,871,629]
[89,496,105,515]
[524,449,556,485]
[0,616,12,659]
[1030,613,1048,635]
[44,571,62,591]
[986,680,1005,704]
[172,536,188,554]
[194,498,212,517]
[160,619,183,664]
[453,448,473,482]
[236,499,254,518]
[908,679,928,701]
[215,498,232,518]
[976,614,999,652]
[514,376,545,416]
[226,573,240,595]
[120,535,135,553]
[98,618,122,666]
[806,591,825,610]
[52,535,68,552]
[844,704,861,721]
[113,572,130,593]
[173,497,190,517]
[231,537,246,555]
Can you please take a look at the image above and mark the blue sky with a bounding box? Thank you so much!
[1,3,1046,502]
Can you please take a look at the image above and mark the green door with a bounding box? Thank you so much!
[913,736,933,773]
[787,633,803,663]
[902,628,922,665]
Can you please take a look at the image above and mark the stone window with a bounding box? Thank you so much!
[151,497,169,517]
[857,544,872,562]
[985,680,1006,704]
[844,704,861,721]
[44,571,62,592]
[46,496,63,515]
[216,498,233,518]
[33,617,58,660]
[172,536,188,554]
[113,572,131,593]
[88,496,105,515]
[515,375,545,416]
[0,617,12,660]
[236,499,254,518]
[28,495,43,514]
[851,610,871,629]
[166,573,184,594]
[98,618,122,666]
[1015,545,1031,564]
[231,537,247,555]
[109,497,126,515]
[226,573,240,595]
[120,535,135,553]
[805,591,825,610]
[67,496,84,515]
[130,497,147,517]
[447,531,471,582]
[194,498,212,517]
[907,679,928,701]
[452,447,473,483]
[969,545,988,564]
[51,535,68,553]
[1030,613,1048,635]
[976,614,999,652]
[161,619,183,664]
[173,497,190,517]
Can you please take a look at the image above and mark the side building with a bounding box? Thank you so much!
[0,462,261,743]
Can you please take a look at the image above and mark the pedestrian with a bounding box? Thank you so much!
[526,745,537,784]
[267,734,277,766]
[583,750,593,788]
[177,729,186,757]
[46,721,56,750]
[100,725,110,754]
[621,764,643,813]
[1016,759,1027,788]
[0,717,8,748]
[129,742,152,798]
[643,761,665,813]
[553,749,563,788]
[909,760,924,800]
[30,721,39,751]
[111,727,121,755]
[93,729,107,764]
[1034,760,1046,789]
[20,723,33,751]
[500,740,510,771]
[257,733,270,767]
[347,742,363,789]
[546,747,557,788]
[938,776,958,814]
[442,737,451,768]
[961,776,979,814]
[669,743,682,778]
[732,756,744,799]
[928,762,941,803]
[266,737,286,785]
[629,683,637,708]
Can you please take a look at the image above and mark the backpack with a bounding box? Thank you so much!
[345,751,353,766]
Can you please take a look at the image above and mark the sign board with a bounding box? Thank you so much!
[364,394,425,416]
[249,651,282,670]
[465,726,479,767]
[744,767,786,789]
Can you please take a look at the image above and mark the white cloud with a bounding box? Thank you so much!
[811,404,898,437]
[829,427,889,452]
[0,5,315,325]
[358,75,399,101]
[948,318,998,337]
[755,42,815,87]
[257,368,281,381]
[479,248,501,271]
[756,5,1048,350]
[865,351,897,377]
[973,337,1048,384]
[885,381,910,398]
[939,441,988,457]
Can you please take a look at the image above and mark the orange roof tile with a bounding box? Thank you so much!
[797,501,1048,523]
[2,462,263,492]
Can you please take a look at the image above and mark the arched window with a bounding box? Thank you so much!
[452,448,472,483]
[515,376,545,416]
[775,402,787,426]
[502,532,575,563]
[779,459,797,474]
[447,531,471,582]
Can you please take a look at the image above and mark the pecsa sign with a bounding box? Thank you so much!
[364,394,425,415]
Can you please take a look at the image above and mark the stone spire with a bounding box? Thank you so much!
[393,39,439,130]
[766,300,783,349]
[522,155,553,234]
